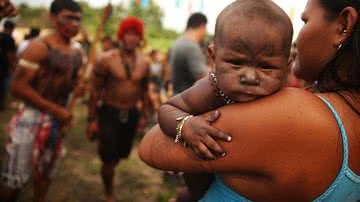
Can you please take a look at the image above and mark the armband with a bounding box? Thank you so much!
[18,59,40,70]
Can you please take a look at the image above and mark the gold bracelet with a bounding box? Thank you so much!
[175,115,193,145]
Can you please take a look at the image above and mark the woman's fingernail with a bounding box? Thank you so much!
[227,136,232,142]
[221,153,226,157]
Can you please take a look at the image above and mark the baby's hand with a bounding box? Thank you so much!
[181,111,232,160]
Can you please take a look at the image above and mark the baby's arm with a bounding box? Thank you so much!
[158,75,231,159]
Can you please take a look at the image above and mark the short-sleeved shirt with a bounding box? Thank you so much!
[17,40,30,57]
[170,36,208,94]
[0,33,16,78]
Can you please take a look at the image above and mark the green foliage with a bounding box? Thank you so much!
[128,1,163,29]
[14,1,179,52]
[16,3,50,28]
[108,1,179,52]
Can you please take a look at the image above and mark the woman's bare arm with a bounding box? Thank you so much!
[140,89,332,174]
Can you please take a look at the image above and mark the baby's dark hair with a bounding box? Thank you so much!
[214,0,293,57]
[316,0,360,117]
[50,0,81,15]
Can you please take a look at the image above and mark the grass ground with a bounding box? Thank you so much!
[0,101,184,202]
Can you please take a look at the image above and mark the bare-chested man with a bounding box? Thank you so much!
[0,1,83,202]
[87,16,150,202]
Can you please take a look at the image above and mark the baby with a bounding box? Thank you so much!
[158,0,293,200]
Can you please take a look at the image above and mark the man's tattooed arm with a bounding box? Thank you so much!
[11,39,71,123]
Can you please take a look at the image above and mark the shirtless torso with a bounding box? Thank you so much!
[12,30,83,121]
[32,34,83,107]
[88,46,150,152]
[97,48,149,109]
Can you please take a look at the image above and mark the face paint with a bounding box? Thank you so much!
[213,19,289,102]
[121,30,141,51]
[57,15,81,25]
[53,10,82,39]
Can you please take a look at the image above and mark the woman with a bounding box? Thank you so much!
[139,0,360,201]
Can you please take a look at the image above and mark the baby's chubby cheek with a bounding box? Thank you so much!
[261,76,283,95]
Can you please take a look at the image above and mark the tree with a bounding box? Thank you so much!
[14,1,179,51]
[16,3,50,28]
[126,1,178,51]
[127,1,163,29]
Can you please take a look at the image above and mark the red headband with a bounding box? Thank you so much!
[117,16,144,41]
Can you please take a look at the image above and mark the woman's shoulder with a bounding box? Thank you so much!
[212,87,341,170]
[256,87,320,108]
[217,88,327,127]
[213,88,344,196]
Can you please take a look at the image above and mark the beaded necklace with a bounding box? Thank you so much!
[208,72,236,104]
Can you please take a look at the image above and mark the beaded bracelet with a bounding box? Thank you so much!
[208,72,236,104]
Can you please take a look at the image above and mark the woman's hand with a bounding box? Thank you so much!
[181,110,231,160]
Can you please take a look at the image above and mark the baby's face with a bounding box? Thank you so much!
[212,21,289,102]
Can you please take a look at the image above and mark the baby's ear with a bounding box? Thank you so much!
[207,43,215,63]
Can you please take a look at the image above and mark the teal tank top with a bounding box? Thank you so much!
[200,96,360,202]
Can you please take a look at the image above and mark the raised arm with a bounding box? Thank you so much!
[158,75,232,159]
[158,76,222,137]
[11,40,71,124]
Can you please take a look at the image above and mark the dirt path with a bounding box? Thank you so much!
[0,104,183,202]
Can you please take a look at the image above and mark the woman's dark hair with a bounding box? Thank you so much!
[50,0,81,15]
[317,0,360,116]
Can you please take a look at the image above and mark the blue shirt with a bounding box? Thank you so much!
[200,96,360,202]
